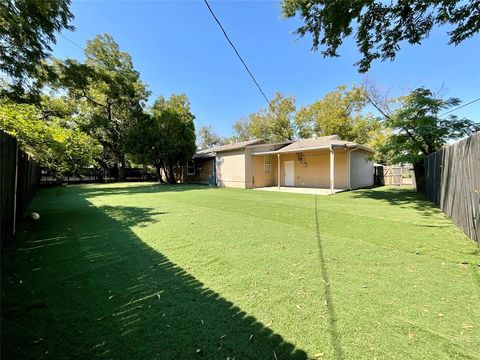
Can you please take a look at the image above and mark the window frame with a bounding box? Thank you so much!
[187,160,196,175]
[264,155,271,174]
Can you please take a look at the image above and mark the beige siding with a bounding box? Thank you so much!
[278,149,348,188]
[216,150,246,188]
[350,149,373,189]
[252,154,278,188]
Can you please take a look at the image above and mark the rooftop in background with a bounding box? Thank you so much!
[196,139,265,156]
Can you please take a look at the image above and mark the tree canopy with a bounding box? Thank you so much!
[128,94,196,183]
[52,34,149,180]
[233,92,296,142]
[0,100,101,179]
[197,125,224,149]
[0,0,74,100]
[282,0,480,72]
[379,87,479,189]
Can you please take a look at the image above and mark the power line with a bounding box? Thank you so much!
[438,97,480,117]
[203,0,274,111]
[59,33,84,51]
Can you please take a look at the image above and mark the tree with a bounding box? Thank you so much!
[0,100,101,179]
[128,94,196,183]
[53,34,149,180]
[0,0,74,100]
[282,0,480,72]
[294,85,384,145]
[379,87,479,190]
[197,125,224,149]
[232,92,296,142]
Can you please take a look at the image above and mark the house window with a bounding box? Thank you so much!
[264,155,271,173]
[187,160,195,175]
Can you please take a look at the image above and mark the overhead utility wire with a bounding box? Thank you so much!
[203,0,275,111]
[438,97,480,118]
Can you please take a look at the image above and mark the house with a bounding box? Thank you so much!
[183,135,375,193]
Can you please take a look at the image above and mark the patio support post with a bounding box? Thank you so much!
[277,154,281,190]
[329,145,334,194]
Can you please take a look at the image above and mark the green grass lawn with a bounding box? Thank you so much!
[1,183,479,359]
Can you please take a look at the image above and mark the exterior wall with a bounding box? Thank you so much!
[350,149,374,189]
[252,154,278,188]
[278,149,349,189]
[216,150,246,188]
[247,143,286,188]
[183,158,214,184]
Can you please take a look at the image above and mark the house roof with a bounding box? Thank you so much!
[195,135,374,158]
[251,135,375,155]
[196,139,265,156]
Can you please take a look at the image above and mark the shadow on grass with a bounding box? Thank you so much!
[350,186,439,216]
[314,195,344,360]
[76,183,213,198]
[1,188,307,359]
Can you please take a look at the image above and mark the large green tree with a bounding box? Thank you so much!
[295,85,385,148]
[380,87,479,190]
[0,0,74,101]
[128,94,196,183]
[233,92,296,142]
[197,125,224,149]
[0,100,101,179]
[282,0,480,72]
[53,34,149,180]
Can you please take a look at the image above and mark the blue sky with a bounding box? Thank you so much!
[52,0,480,137]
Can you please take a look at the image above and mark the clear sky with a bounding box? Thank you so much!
[52,0,480,137]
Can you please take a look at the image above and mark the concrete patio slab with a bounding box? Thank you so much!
[254,186,347,195]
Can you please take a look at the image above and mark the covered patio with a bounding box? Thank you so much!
[250,136,374,194]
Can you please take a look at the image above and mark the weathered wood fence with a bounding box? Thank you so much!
[1,131,40,245]
[374,164,415,187]
[423,132,480,243]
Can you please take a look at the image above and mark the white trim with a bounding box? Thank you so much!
[277,154,281,189]
[264,155,271,173]
[329,145,335,194]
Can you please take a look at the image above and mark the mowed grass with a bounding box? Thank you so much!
[1,183,479,360]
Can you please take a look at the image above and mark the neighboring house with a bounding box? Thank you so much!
[183,135,375,192]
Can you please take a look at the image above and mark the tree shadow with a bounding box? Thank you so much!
[1,188,307,359]
[349,186,441,216]
[98,206,168,228]
[314,195,344,360]
[49,183,213,200]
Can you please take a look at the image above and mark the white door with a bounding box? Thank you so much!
[284,161,295,186]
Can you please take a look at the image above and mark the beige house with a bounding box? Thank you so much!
[185,135,374,193]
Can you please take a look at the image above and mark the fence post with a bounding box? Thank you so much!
[12,141,18,235]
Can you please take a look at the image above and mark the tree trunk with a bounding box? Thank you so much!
[413,160,426,193]
[155,163,164,183]
[167,162,176,184]
[117,154,125,182]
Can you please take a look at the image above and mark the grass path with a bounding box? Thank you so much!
[1,183,479,359]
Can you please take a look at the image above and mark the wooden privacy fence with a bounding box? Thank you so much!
[40,167,154,184]
[423,132,480,243]
[1,131,40,245]
[374,164,415,187]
